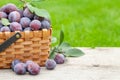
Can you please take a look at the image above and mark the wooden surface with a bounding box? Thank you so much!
[0,47,120,80]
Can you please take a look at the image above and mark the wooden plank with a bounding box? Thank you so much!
[0,47,120,80]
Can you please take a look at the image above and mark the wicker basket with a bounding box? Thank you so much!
[0,28,52,68]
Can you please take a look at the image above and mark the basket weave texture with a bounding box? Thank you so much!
[0,29,52,68]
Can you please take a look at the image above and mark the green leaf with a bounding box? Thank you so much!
[51,37,57,43]
[59,42,71,52]
[26,3,34,13]
[64,48,85,57]
[1,18,10,26]
[59,30,64,46]
[34,9,50,19]
[27,3,50,19]
[49,47,57,59]
[59,42,71,47]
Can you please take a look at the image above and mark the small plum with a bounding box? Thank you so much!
[14,63,26,75]
[11,59,21,71]
[20,17,31,28]
[10,22,22,31]
[8,11,21,22]
[25,60,37,71]
[0,26,11,32]
[0,12,7,19]
[25,60,34,72]
[1,3,17,14]
[30,20,41,30]
[45,59,56,70]
[26,61,40,75]
[41,20,51,29]
[23,8,34,19]
[54,54,65,64]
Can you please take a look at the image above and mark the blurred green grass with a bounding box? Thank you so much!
[1,0,120,47]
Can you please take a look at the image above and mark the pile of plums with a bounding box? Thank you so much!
[11,60,40,75]
[0,3,51,32]
[11,53,65,75]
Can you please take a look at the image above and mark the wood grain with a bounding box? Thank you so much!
[0,47,120,80]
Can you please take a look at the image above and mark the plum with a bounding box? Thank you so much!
[23,8,34,19]
[14,63,26,75]
[10,22,22,31]
[41,20,51,29]
[0,26,11,32]
[20,17,31,28]
[45,59,56,70]
[0,12,7,19]
[8,11,21,22]
[30,20,41,30]
[54,54,65,64]
[26,61,40,75]
[11,59,21,71]
[1,3,17,14]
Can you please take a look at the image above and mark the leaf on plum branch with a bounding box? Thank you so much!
[64,48,85,57]
[1,18,10,26]
[26,3,50,19]
[59,30,64,46]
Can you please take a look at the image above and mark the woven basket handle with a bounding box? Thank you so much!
[0,32,21,53]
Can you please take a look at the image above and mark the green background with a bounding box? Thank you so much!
[1,0,120,47]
